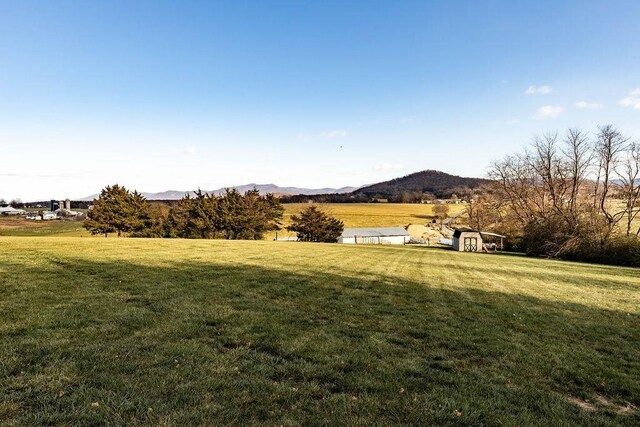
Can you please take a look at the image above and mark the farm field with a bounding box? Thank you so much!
[282,203,463,227]
[0,237,638,425]
[0,203,465,239]
[276,203,465,240]
[0,217,86,237]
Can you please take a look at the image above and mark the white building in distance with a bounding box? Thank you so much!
[338,227,410,245]
[0,206,27,215]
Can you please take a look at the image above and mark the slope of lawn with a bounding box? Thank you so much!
[0,237,638,425]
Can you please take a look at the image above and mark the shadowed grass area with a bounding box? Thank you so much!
[0,237,638,425]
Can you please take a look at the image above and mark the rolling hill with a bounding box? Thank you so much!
[354,170,490,199]
[281,170,491,203]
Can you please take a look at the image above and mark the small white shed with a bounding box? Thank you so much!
[338,227,410,245]
[452,228,483,252]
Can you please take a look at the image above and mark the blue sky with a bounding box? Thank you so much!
[1,0,640,200]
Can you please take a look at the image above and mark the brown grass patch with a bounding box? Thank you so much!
[568,394,637,415]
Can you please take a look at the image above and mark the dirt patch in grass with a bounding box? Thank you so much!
[595,394,637,415]
[568,394,637,415]
[567,396,597,412]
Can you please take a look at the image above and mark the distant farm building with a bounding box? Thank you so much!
[338,227,410,245]
[0,206,27,216]
[452,228,483,252]
[55,208,83,218]
[41,211,57,220]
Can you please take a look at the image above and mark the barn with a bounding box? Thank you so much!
[452,228,483,252]
[338,227,410,245]
[0,206,27,215]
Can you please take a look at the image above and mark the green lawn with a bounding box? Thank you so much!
[0,237,638,425]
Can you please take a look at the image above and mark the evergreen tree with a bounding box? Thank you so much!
[83,184,158,237]
[287,206,344,242]
[164,188,284,240]
[128,191,163,237]
[216,189,283,240]
[186,190,218,238]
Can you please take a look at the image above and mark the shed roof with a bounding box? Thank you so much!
[0,206,26,214]
[341,227,409,238]
[452,228,479,238]
[480,231,506,238]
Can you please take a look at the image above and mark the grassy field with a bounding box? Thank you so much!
[0,217,86,237]
[276,203,464,240]
[0,237,638,425]
[0,203,465,239]
[282,203,461,227]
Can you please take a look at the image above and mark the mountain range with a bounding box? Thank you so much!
[80,170,489,202]
[80,184,359,201]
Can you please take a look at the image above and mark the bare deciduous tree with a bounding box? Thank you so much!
[594,125,628,238]
[617,141,640,236]
[563,128,592,221]
[487,124,640,262]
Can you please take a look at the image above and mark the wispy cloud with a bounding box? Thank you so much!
[535,105,565,119]
[0,172,88,178]
[298,130,349,141]
[319,130,348,139]
[525,85,554,95]
[373,163,404,171]
[182,145,196,155]
[619,87,640,110]
[575,101,603,110]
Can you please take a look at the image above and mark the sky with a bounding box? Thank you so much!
[1,0,640,201]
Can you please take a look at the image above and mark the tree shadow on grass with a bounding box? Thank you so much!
[0,257,638,426]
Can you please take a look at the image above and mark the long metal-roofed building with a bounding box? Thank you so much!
[338,227,410,245]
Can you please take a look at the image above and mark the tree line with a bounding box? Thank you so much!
[84,185,344,242]
[471,125,640,266]
[0,198,25,208]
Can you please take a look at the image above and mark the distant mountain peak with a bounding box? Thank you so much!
[80,184,358,201]
[354,170,490,199]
